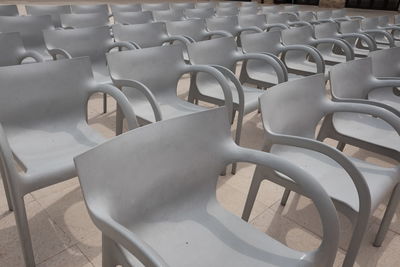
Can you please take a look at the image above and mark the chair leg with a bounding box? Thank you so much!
[232,109,242,174]
[337,142,346,152]
[102,234,119,267]
[0,165,13,211]
[103,93,107,114]
[280,189,291,206]
[374,184,400,247]
[116,106,123,136]
[13,195,36,267]
[242,168,263,222]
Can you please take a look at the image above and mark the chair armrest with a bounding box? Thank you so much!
[350,15,365,20]
[332,98,400,117]
[18,51,44,64]
[112,79,163,122]
[362,29,395,47]
[163,35,192,46]
[288,21,312,27]
[281,45,325,74]
[236,53,288,83]
[338,32,377,51]
[311,38,355,60]
[48,48,72,60]
[203,30,232,38]
[237,26,263,34]
[183,64,233,120]
[107,41,138,52]
[381,25,400,33]
[181,35,196,43]
[265,23,289,31]
[373,78,400,89]
[91,83,139,130]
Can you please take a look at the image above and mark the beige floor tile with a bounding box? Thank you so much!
[37,245,93,267]
[76,231,102,267]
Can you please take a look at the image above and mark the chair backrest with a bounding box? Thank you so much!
[0,15,54,55]
[112,22,169,48]
[25,5,71,27]
[378,15,390,27]
[216,7,239,17]
[331,9,346,19]
[44,26,112,67]
[110,4,142,14]
[261,5,281,14]
[0,32,29,67]
[239,6,259,15]
[316,10,332,20]
[184,7,215,19]
[369,47,400,77]
[362,16,379,30]
[166,19,208,42]
[196,2,217,9]
[281,25,314,45]
[0,57,92,128]
[60,12,109,28]
[0,5,18,16]
[113,11,154,25]
[107,45,186,95]
[170,2,195,10]
[314,21,339,39]
[238,14,267,29]
[153,9,185,22]
[141,3,170,11]
[267,13,296,25]
[242,1,259,7]
[70,4,109,15]
[260,74,329,139]
[283,5,300,13]
[340,19,361,34]
[74,107,231,224]
[206,16,240,37]
[298,11,316,22]
[241,30,283,55]
[219,1,240,8]
[395,14,400,24]
[330,57,375,100]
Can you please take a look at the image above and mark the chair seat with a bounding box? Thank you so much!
[270,144,399,213]
[320,52,347,64]
[285,60,332,76]
[333,112,400,153]
[93,66,112,84]
[368,87,400,112]
[353,47,370,57]
[121,200,308,267]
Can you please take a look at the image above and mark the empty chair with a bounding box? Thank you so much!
[112,22,191,49]
[0,32,44,66]
[267,13,311,29]
[70,4,110,16]
[106,45,233,132]
[166,19,232,42]
[74,108,340,267]
[153,9,185,22]
[332,9,365,21]
[243,73,400,267]
[240,31,325,87]
[0,57,137,267]
[281,25,354,67]
[378,15,400,41]
[238,14,287,31]
[170,2,195,10]
[0,15,54,58]
[195,2,217,9]
[141,2,170,11]
[370,46,400,78]
[110,3,142,14]
[298,11,318,23]
[362,16,400,47]
[43,26,136,115]
[215,7,239,17]
[0,4,18,16]
[184,7,215,19]
[25,5,71,28]
[239,6,259,15]
[319,57,400,160]
[60,12,110,29]
[113,11,154,25]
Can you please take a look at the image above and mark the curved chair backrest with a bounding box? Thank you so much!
[44,26,112,67]
[71,4,109,16]
[141,3,170,11]
[330,57,375,100]
[238,14,267,29]
[216,7,239,17]
[314,21,339,38]
[0,5,18,16]
[60,12,109,28]
[113,11,154,25]
[242,2,259,7]
[166,19,209,41]
[267,13,297,25]
[153,9,185,22]
[0,15,54,55]
[281,25,314,45]
[369,47,400,76]
[196,2,217,9]
[219,1,240,7]
[110,4,142,14]
[0,57,93,128]
[107,45,186,95]
[0,32,32,66]
[298,11,316,22]
[339,20,362,46]
[283,5,300,13]
[239,6,259,15]
[261,5,281,14]
[395,14,400,24]
[317,10,332,20]
[170,2,195,10]
[331,9,346,19]
[378,15,390,27]
[25,5,71,28]
[362,16,380,30]
[184,7,215,19]
[241,30,283,55]
[206,16,241,37]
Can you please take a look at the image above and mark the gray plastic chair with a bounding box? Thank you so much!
[112,22,191,49]
[71,4,110,16]
[267,13,312,29]
[43,26,136,114]
[0,32,44,66]
[239,6,259,15]
[298,11,317,23]
[170,2,195,10]
[282,5,300,13]
[378,15,400,41]
[166,19,232,42]
[243,73,400,267]
[0,15,55,58]
[219,1,240,8]
[106,45,233,133]
[187,37,287,174]
[260,5,282,14]
[281,25,354,68]
[318,57,400,160]
[113,11,154,25]
[314,22,377,60]
[110,4,142,14]
[362,16,400,47]
[331,9,365,21]
[370,46,400,78]
[240,31,325,87]
[215,7,239,17]
[25,5,71,28]
[74,107,340,266]
[60,12,110,29]
[238,14,270,30]
[153,9,185,22]
[242,1,260,7]
[183,7,215,19]
[0,4,18,16]
[141,2,170,11]
[196,2,217,9]
[0,57,138,267]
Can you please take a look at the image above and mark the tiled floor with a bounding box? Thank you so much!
[0,2,399,267]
